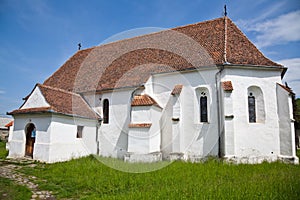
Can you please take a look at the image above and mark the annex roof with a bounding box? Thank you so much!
[222,81,233,91]
[131,94,161,108]
[0,117,12,129]
[171,84,183,95]
[43,17,283,93]
[9,84,99,119]
[5,120,13,127]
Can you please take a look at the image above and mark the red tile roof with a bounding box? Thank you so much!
[222,81,233,91]
[171,85,183,95]
[128,123,152,128]
[131,94,161,108]
[9,84,99,119]
[9,107,52,114]
[43,17,282,93]
[5,121,13,127]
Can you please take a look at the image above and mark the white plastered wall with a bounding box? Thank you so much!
[86,90,132,159]
[222,67,282,161]
[47,115,97,163]
[128,105,162,154]
[223,90,235,156]
[276,84,297,162]
[21,86,50,109]
[8,114,52,160]
[147,68,219,159]
[8,113,97,163]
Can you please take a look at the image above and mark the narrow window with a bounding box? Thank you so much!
[200,94,208,122]
[103,99,109,124]
[248,93,256,123]
[77,126,83,138]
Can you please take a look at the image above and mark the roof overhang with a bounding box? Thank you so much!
[217,63,287,78]
[7,109,99,120]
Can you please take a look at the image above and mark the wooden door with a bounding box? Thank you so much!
[25,123,36,157]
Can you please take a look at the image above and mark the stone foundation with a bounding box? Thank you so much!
[224,155,299,164]
[124,152,162,163]
[169,152,184,161]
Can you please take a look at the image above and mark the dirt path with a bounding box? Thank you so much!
[0,159,55,200]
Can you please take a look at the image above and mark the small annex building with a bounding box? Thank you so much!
[8,17,298,164]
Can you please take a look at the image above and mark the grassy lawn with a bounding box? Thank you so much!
[0,177,32,200]
[0,141,32,200]
[0,140,299,199]
[20,154,300,200]
[0,141,8,159]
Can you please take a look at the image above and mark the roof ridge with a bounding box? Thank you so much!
[90,17,225,50]
[38,83,81,97]
[223,16,228,64]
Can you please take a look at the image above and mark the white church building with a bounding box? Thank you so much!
[7,17,298,164]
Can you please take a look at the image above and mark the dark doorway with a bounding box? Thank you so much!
[25,123,36,157]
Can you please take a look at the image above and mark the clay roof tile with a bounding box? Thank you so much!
[9,84,99,119]
[171,84,183,95]
[222,81,233,91]
[131,94,161,108]
[43,17,282,93]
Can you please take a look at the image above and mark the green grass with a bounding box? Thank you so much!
[0,142,31,200]
[20,154,300,200]
[0,141,8,159]
[0,177,32,200]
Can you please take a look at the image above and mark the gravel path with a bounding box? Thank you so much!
[0,159,55,200]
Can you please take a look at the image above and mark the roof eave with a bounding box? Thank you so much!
[7,109,99,120]
[218,63,286,70]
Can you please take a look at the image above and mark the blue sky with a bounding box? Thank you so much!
[0,0,300,116]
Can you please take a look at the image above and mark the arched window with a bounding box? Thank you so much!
[248,93,256,123]
[195,87,210,123]
[247,86,265,123]
[200,94,208,122]
[103,99,109,124]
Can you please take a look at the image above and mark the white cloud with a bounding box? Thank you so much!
[236,1,286,28]
[238,10,300,48]
[277,58,300,97]
[251,1,286,23]
[0,90,5,95]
